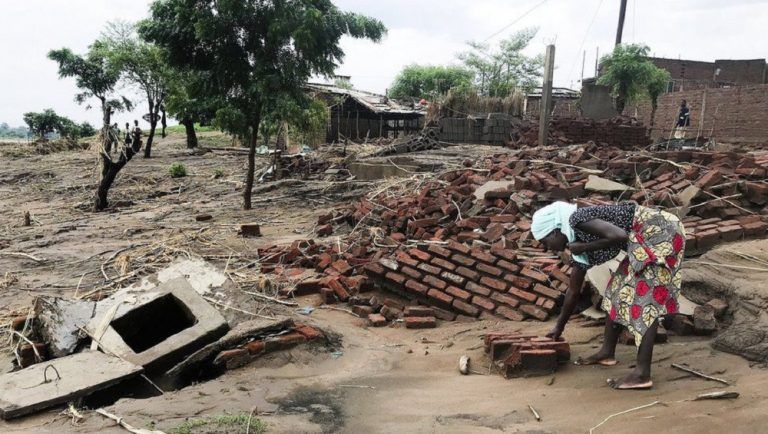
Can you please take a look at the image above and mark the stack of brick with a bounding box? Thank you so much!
[513,117,649,148]
[484,332,571,378]
[681,215,767,255]
[364,241,571,322]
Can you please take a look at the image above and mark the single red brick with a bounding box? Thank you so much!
[509,287,538,303]
[409,248,432,262]
[496,259,521,274]
[294,325,324,340]
[549,267,570,284]
[427,244,452,258]
[423,275,447,290]
[718,225,744,242]
[480,276,507,291]
[477,262,503,277]
[533,283,561,300]
[427,288,454,307]
[696,169,723,189]
[368,313,388,327]
[327,278,350,301]
[536,297,557,311]
[404,306,434,317]
[520,349,558,372]
[408,218,439,229]
[452,254,476,267]
[743,221,768,236]
[444,285,470,301]
[320,287,336,304]
[384,271,407,285]
[245,340,265,354]
[405,279,428,295]
[472,295,496,311]
[490,246,517,262]
[331,260,352,275]
[491,292,521,308]
[446,239,471,254]
[401,266,422,280]
[472,250,497,265]
[482,224,506,243]
[395,250,419,267]
[504,275,533,289]
[532,341,571,362]
[519,304,549,321]
[431,257,456,271]
[417,263,441,275]
[495,305,525,321]
[363,262,385,276]
[466,281,492,296]
[490,214,517,223]
[521,267,548,283]
[440,271,466,286]
[452,299,480,317]
[404,316,436,329]
[455,266,480,281]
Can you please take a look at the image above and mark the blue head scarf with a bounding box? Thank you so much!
[531,202,589,265]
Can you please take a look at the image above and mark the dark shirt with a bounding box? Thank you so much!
[569,202,636,270]
[676,106,690,127]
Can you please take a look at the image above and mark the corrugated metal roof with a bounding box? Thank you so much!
[307,83,425,115]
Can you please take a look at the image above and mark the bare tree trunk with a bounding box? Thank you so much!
[161,107,167,138]
[182,117,198,148]
[94,101,137,211]
[143,100,158,158]
[243,113,262,210]
[649,100,658,129]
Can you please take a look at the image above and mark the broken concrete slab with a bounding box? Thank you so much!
[585,175,634,193]
[36,297,97,358]
[0,351,142,419]
[130,257,230,295]
[473,180,514,201]
[86,278,229,372]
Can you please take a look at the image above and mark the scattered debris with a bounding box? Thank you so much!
[671,363,729,385]
[693,391,740,401]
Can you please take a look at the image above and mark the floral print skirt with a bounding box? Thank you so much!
[601,206,685,346]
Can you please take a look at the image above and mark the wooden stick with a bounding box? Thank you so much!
[528,404,541,422]
[94,409,167,434]
[242,290,298,306]
[589,401,660,434]
[671,363,729,385]
[0,252,44,262]
[203,296,276,320]
[691,261,768,273]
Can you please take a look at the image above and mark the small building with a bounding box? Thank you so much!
[307,83,425,143]
[524,87,580,119]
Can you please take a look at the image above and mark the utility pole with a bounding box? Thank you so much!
[539,44,555,147]
[615,0,628,46]
[580,50,586,84]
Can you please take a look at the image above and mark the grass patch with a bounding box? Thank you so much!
[169,163,187,178]
[165,123,217,134]
[170,412,266,434]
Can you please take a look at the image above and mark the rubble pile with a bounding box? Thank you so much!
[484,332,571,378]
[511,116,650,149]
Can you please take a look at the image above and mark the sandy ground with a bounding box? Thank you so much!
[1,135,767,433]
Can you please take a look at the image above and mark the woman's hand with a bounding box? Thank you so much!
[545,325,564,341]
[567,241,588,255]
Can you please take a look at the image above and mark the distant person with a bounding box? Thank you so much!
[131,120,143,152]
[674,100,690,139]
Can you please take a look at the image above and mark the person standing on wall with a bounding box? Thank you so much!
[673,100,691,139]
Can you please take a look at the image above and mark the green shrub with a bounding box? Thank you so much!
[169,163,187,178]
[213,168,224,179]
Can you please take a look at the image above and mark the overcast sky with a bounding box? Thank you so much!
[2,0,767,128]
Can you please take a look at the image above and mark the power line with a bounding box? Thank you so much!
[481,0,550,43]
[566,0,606,86]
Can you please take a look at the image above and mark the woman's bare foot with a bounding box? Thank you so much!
[607,371,653,390]
[574,350,618,366]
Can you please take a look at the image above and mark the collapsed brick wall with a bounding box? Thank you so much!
[514,117,649,148]
[628,84,768,143]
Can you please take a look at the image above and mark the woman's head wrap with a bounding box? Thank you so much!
[531,202,589,265]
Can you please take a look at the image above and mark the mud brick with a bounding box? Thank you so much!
[416,262,440,275]
[455,266,480,281]
[395,251,419,267]
[491,291,521,308]
[384,271,407,286]
[405,279,428,295]
[446,239,471,254]
[496,260,521,274]
[245,340,266,355]
[294,324,324,340]
[533,283,561,300]
[316,224,333,237]
[390,232,406,242]
[466,281,492,296]
[408,218,439,230]
[495,305,525,321]
[420,275,445,290]
[404,306,434,317]
[743,221,768,236]
[697,223,719,231]
[521,267,548,283]
[505,275,533,289]
[427,244,452,258]
[215,348,251,369]
[480,276,507,291]
[384,298,406,310]
[432,306,457,321]
[408,248,432,262]
[401,266,422,280]
[490,246,518,262]
[472,250,498,265]
[519,304,548,321]
[684,234,697,252]
[273,332,308,349]
[536,297,556,312]
[353,305,374,317]
[317,253,334,271]
[452,254,476,267]
[509,287,538,303]
[368,313,388,327]
[452,299,480,317]
[491,339,523,361]
[484,332,527,350]
[718,225,744,242]
[737,215,763,225]
[445,285,472,301]
[695,169,723,189]
[472,295,496,311]
[431,257,456,271]
[405,316,437,329]
[697,217,722,225]
[456,219,481,230]
[327,278,350,301]
[516,220,531,231]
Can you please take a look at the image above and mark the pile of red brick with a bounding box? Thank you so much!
[512,117,649,149]
[484,332,571,378]
[213,323,325,370]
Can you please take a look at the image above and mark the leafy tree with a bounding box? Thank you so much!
[389,65,473,100]
[140,0,386,209]
[102,21,172,158]
[333,77,354,90]
[23,109,60,140]
[646,67,671,128]
[0,123,28,139]
[49,42,135,211]
[164,71,215,149]
[458,28,543,97]
[597,44,670,115]
[79,122,98,138]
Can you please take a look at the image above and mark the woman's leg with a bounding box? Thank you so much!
[578,316,622,364]
[610,319,658,388]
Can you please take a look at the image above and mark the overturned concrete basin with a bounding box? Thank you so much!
[349,157,430,180]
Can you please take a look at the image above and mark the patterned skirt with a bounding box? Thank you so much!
[601,206,685,346]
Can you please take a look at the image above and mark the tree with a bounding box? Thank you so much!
[49,42,135,211]
[102,21,172,158]
[389,65,473,100]
[459,28,543,97]
[163,71,214,149]
[140,0,386,209]
[646,67,671,128]
[23,109,60,140]
[597,44,669,114]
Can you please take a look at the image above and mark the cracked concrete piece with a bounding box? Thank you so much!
[86,278,229,372]
[36,297,97,358]
[128,258,229,295]
[585,175,634,193]
[0,351,142,419]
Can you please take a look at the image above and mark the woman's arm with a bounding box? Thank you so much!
[546,265,586,341]
[568,218,628,255]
